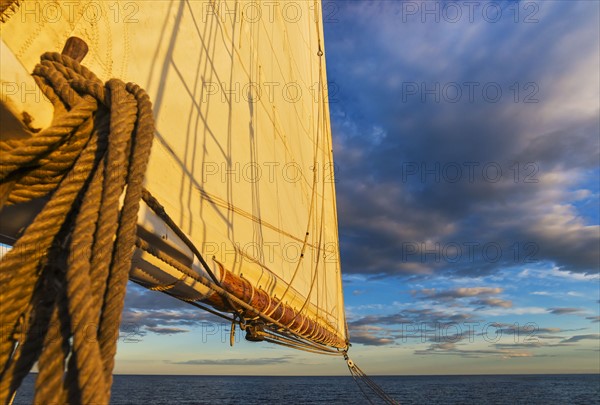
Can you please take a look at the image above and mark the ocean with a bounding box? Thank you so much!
[12,374,600,404]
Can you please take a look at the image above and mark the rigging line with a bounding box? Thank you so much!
[349,367,376,405]
[313,0,324,56]
[141,189,220,285]
[134,234,345,349]
[234,248,339,320]
[345,354,400,405]
[135,245,341,353]
[311,0,343,334]
[261,333,343,356]
[196,188,320,249]
[268,123,321,304]
[322,72,346,337]
[130,279,235,324]
[284,27,330,327]
[316,51,331,323]
[271,322,339,348]
[268,329,341,355]
[205,0,313,148]
[267,35,325,316]
[267,327,337,350]
[358,369,399,405]
[262,338,341,357]
[137,9,344,349]
[137,194,241,317]
[286,150,327,326]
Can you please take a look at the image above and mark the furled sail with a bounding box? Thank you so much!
[0,0,347,351]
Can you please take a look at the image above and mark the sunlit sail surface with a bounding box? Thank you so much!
[1,0,347,350]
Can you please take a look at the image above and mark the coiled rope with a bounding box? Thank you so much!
[0,50,154,404]
[0,0,20,23]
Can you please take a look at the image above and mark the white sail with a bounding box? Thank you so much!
[1,0,347,348]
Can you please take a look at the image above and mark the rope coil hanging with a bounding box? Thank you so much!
[0,38,154,404]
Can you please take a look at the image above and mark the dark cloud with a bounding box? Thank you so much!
[121,308,212,330]
[325,1,600,278]
[121,283,214,335]
[348,308,478,346]
[536,335,565,340]
[488,323,582,337]
[348,316,579,348]
[146,326,190,335]
[561,334,600,343]
[172,356,293,366]
[411,324,585,358]
[349,308,476,328]
[414,339,564,358]
[586,316,600,323]
[414,346,536,359]
[348,324,396,346]
[471,298,512,308]
[350,332,395,346]
[412,287,512,308]
[494,342,571,350]
[548,307,584,315]
[494,342,542,350]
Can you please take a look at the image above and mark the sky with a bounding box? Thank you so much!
[114,0,600,375]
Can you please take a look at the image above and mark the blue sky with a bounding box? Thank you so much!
[114,1,599,375]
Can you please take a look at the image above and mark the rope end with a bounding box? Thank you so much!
[61,37,89,63]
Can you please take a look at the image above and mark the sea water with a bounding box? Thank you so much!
[13,374,600,404]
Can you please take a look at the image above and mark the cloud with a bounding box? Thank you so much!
[172,356,294,366]
[486,324,588,341]
[348,324,396,346]
[418,287,503,299]
[561,334,600,343]
[349,308,476,328]
[413,287,512,308]
[586,316,600,323]
[536,335,566,340]
[518,267,600,282]
[124,282,193,311]
[326,0,600,278]
[414,345,535,359]
[348,311,580,348]
[414,337,566,359]
[347,308,479,346]
[471,298,512,308]
[121,283,214,335]
[146,326,190,335]
[548,307,584,315]
[351,331,396,346]
[121,308,212,331]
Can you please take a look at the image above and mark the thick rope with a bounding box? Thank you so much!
[0,0,20,23]
[0,52,154,404]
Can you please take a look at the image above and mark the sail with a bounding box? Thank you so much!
[0,1,347,350]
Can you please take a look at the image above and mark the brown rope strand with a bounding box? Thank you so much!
[0,51,154,404]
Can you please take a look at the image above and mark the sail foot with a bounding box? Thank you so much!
[199,266,347,349]
[131,233,346,349]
